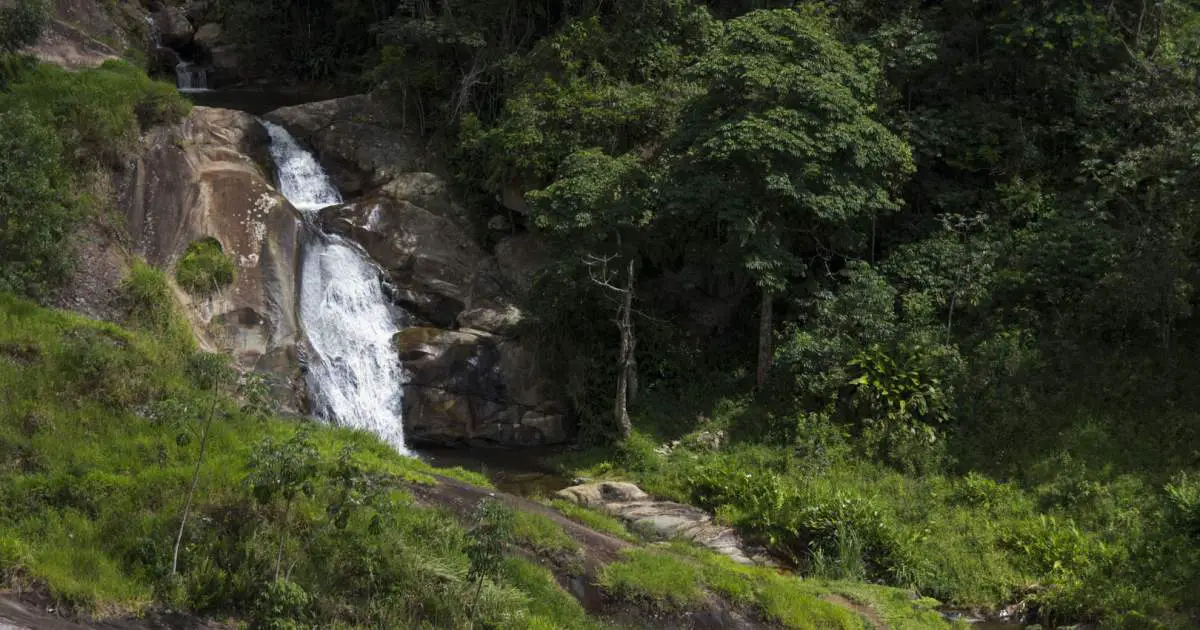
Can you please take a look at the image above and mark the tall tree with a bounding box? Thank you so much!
[669,8,913,387]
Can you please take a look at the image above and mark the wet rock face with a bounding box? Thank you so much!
[265,96,566,447]
[318,193,517,331]
[119,107,308,411]
[394,327,567,447]
[265,95,425,196]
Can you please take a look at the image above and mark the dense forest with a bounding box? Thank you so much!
[2,0,1200,627]
[220,0,1200,623]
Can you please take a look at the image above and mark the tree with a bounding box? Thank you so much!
[0,0,47,54]
[246,429,319,582]
[465,500,514,629]
[670,8,914,388]
[528,149,654,439]
[171,352,237,575]
[0,106,75,299]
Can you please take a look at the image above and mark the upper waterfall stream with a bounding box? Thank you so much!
[263,122,411,454]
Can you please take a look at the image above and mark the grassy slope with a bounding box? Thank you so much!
[0,292,596,627]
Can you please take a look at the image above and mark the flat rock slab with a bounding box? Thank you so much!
[556,482,772,567]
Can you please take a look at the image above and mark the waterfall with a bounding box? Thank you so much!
[176,61,209,92]
[147,16,209,92]
[263,121,411,454]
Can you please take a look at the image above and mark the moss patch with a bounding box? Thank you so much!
[175,237,235,296]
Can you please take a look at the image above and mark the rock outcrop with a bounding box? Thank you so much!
[318,194,512,329]
[150,6,193,49]
[394,327,566,447]
[120,107,308,410]
[266,95,565,446]
[556,482,773,567]
[265,95,426,196]
[22,0,147,69]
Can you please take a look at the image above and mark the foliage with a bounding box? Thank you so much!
[0,105,75,299]
[0,0,46,55]
[0,295,624,627]
[599,543,891,628]
[0,60,188,302]
[175,238,236,297]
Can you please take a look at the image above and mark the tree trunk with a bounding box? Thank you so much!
[614,259,636,439]
[171,387,218,575]
[275,499,292,582]
[756,287,773,389]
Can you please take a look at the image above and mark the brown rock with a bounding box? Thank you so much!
[193,22,221,51]
[120,107,308,410]
[150,7,193,49]
[264,95,423,195]
[394,327,566,447]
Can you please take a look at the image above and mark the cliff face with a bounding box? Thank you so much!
[267,95,567,447]
[119,106,310,410]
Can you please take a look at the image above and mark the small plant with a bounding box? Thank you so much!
[246,429,320,581]
[252,579,311,630]
[467,500,515,628]
[176,238,236,296]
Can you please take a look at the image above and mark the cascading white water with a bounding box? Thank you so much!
[147,16,210,92]
[175,61,209,92]
[263,121,411,453]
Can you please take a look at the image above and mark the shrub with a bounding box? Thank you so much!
[0,0,48,54]
[252,580,311,630]
[0,105,76,299]
[176,238,236,296]
[118,260,193,350]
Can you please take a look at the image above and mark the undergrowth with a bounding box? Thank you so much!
[0,290,587,627]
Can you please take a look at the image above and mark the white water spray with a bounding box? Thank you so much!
[263,122,410,453]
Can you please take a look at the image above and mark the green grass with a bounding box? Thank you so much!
[500,557,611,630]
[598,547,705,609]
[0,292,608,627]
[545,498,636,542]
[509,510,580,557]
[175,238,236,296]
[597,542,944,628]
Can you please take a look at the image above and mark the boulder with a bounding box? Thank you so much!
[265,95,424,196]
[207,44,244,86]
[150,7,193,49]
[495,233,548,295]
[193,22,222,51]
[394,327,566,447]
[22,0,148,69]
[319,192,512,330]
[120,107,308,411]
[184,0,211,23]
[555,482,774,567]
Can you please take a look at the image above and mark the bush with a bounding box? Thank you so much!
[0,105,76,299]
[0,60,190,170]
[176,238,236,296]
[118,261,193,350]
[0,0,48,54]
[252,580,310,630]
